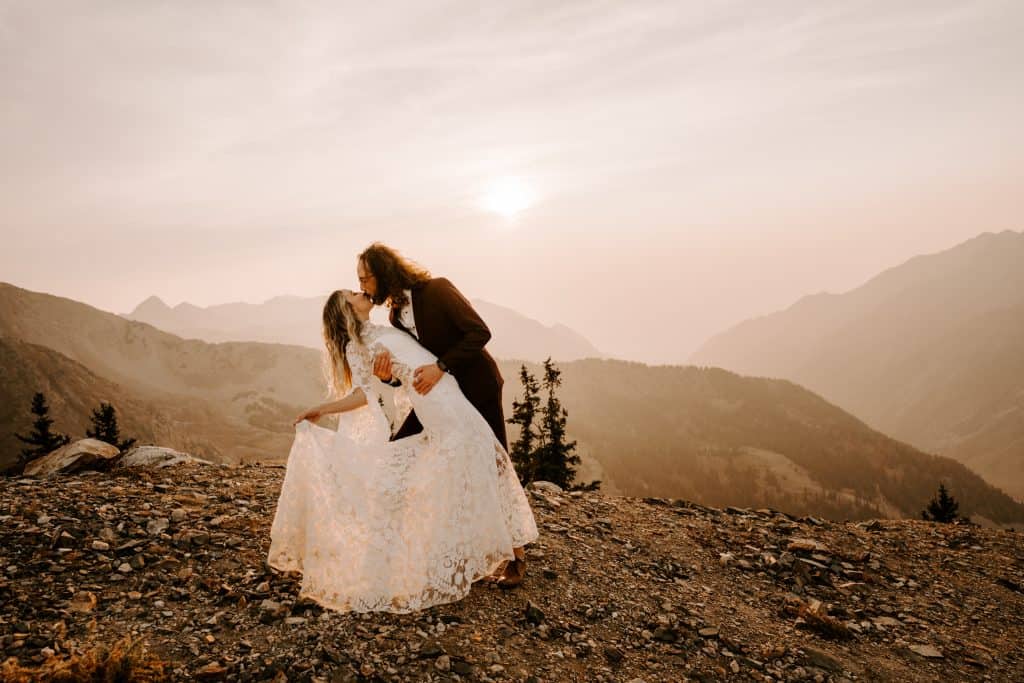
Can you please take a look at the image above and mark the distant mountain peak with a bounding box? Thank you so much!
[968,228,1021,242]
[131,295,170,316]
[123,293,602,362]
[265,295,307,304]
[689,229,1024,502]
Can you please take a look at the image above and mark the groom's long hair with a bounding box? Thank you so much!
[359,243,431,308]
[322,291,365,397]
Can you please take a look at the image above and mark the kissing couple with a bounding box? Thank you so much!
[267,243,539,613]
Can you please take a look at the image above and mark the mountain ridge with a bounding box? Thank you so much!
[124,292,604,362]
[3,281,1022,524]
[689,230,1024,500]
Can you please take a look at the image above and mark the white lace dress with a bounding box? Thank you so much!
[268,322,539,613]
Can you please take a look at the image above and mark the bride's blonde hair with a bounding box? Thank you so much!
[322,290,365,397]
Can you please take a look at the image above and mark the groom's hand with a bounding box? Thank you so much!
[413,364,444,395]
[372,352,393,382]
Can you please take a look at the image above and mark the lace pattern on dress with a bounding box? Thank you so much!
[360,325,415,435]
[267,324,539,614]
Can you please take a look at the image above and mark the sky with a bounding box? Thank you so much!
[1,0,1022,364]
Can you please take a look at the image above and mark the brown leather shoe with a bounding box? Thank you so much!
[479,560,510,585]
[496,557,526,589]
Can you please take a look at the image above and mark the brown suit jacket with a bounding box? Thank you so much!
[389,277,507,449]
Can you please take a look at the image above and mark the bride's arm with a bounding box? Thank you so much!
[321,388,369,414]
[293,389,369,424]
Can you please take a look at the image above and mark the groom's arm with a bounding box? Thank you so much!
[433,277,492,372]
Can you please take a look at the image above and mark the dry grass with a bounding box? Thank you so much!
[0,636,169,682]
[781,595,855,641]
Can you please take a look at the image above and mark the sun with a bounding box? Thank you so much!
[479,177,535,219]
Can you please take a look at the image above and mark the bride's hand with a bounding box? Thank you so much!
[293,408,322,426]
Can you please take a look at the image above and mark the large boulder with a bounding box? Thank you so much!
[119,446,215,469]
[23,439,121,477]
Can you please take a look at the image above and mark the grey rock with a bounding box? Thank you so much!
[652,626,678,643]
[147,518,169,535]
[909,644,944,659]
[119,446,214,469]
[604,645,625,663]
[452,660,474,675]
[528,481,564,495]
[804,646,843,672]
[525,600,545,625]
[24,439,120,477]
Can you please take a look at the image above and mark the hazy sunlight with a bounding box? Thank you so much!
[479,177,535,219]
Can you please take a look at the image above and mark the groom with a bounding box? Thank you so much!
[357,242,527,588]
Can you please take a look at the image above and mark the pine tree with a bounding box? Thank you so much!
[86,402,137,452]
[506,365,542,485]
[506,359,599,491]
[921,483,961,523]
[533,359,582,489]
[14,392,70,464]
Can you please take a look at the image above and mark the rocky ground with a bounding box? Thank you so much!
[1,462,1023,682]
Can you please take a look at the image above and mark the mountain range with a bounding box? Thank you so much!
[0,282,323,466]
[690,230,1024,500]
[126,294,603,362]
[0,336,259,464]
[2,280,1021,524]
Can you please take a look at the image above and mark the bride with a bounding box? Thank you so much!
[268,289,539,614]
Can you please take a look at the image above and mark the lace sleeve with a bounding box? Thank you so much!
[355,333,415,439]
[344,340,376,396]
[334,340,390,445]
